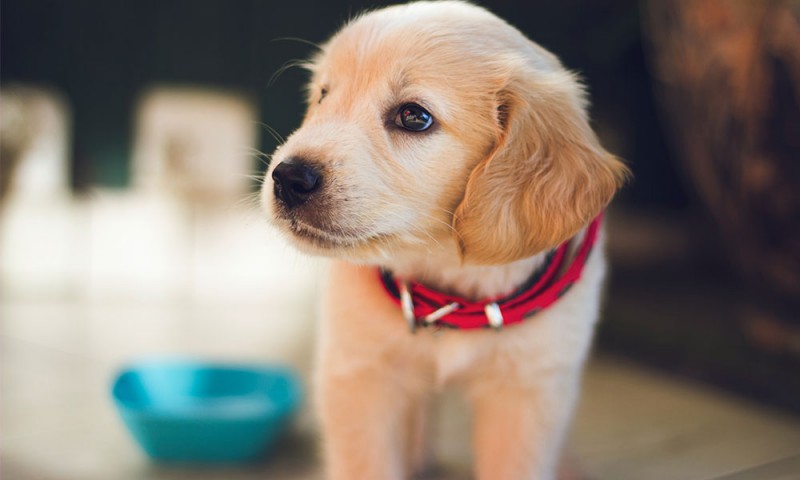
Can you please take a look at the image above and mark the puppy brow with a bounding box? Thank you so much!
[389,74,409,101]
[387,75,437,115]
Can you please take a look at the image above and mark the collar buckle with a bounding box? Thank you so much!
[399,281,461,333]
[423,301,460,325]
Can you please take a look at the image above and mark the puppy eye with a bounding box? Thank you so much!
[319,88,328,104]
[395,104,433,132]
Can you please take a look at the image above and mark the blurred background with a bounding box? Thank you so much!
[2,1,800,479]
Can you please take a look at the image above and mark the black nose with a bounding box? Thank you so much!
[272,159,322,208]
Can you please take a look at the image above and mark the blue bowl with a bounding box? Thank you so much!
[111,359,302,463]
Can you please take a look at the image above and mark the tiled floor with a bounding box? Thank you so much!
[571,360,800,480]
[2,198,800,480]
[3,297,800,480]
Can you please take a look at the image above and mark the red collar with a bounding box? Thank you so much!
[379,214,603,332]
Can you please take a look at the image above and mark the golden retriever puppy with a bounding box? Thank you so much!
[261,1,628,478]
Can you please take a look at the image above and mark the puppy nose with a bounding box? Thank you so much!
[272,158,322,208]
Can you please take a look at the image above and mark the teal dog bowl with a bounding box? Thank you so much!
[112,359,302,463]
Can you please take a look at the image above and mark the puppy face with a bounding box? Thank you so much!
[261,1,628,265]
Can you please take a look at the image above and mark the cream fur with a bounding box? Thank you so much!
[260,2,628,479]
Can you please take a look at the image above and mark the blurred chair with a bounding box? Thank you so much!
[0,85,71,202]
[132,87,257,204]
[86,87,260,301]
[0,85,83,298]
[86,87,319,371]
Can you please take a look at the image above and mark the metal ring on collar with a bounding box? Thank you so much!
[399,281,417,333]
[484,302,504,331]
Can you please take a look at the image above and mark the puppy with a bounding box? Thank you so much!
[261,2,628,479]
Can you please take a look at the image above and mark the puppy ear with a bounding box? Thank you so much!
[452,70,629,265]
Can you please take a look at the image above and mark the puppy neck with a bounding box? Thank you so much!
[382,243,549,302]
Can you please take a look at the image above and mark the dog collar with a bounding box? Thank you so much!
[379,214,603,332]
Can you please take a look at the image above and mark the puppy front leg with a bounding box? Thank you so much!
[406,394,432,477]
[318,369,410,480]
[470,378,579,480]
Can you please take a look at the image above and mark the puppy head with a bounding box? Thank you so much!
[261,1,628,265]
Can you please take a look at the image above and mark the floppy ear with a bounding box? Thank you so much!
[452,68,629,265]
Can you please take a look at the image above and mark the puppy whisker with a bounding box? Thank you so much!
[235,191,264,209]
[256,122,286,145]
[267,58,312,87]
[269,36,323,51]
